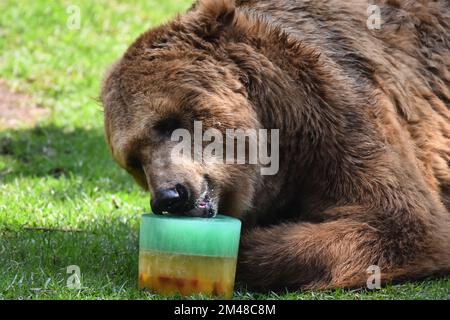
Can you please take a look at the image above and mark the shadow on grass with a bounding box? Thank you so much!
[0,124,135,192]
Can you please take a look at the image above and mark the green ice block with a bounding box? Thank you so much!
[140,214,242,258]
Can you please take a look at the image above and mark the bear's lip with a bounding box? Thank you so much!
[185,193,216,218]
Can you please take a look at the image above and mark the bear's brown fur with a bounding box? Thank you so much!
[101,0,450,291]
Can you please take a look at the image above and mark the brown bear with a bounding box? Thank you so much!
[101,0,450,291]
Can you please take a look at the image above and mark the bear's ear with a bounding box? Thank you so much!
[193,0,236,37]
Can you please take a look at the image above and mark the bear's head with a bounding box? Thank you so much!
[101,0,279,218]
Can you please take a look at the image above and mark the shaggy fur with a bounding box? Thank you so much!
[101,0,450,291]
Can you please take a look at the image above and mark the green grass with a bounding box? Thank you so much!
[0,0,449,300]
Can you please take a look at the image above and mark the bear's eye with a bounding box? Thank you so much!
[153,117,183,138]
[126,156,142,171]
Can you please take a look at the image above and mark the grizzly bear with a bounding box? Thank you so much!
[101,0,450,291]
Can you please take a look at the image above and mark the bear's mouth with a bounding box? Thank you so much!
[185,176,218,218]
[185,192,216,218]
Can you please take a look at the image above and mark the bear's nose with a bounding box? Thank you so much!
[150,184,189,215]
